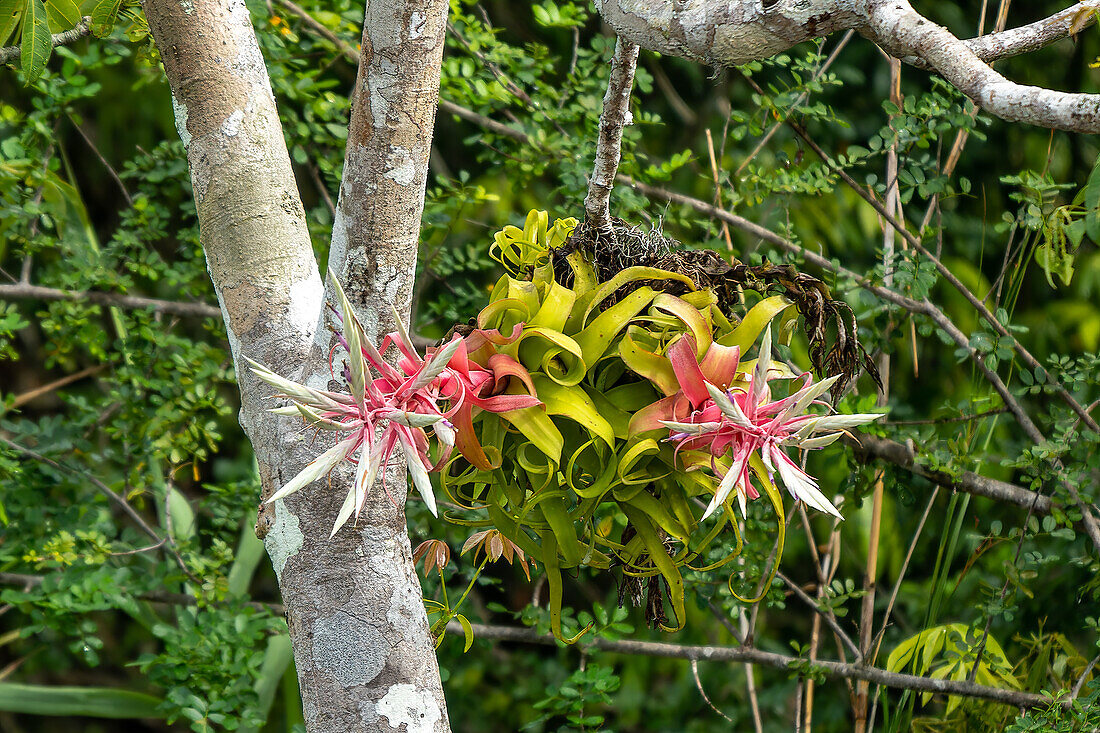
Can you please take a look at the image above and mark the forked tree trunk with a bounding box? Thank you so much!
[143,0,451,729]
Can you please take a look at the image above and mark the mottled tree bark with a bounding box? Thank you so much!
[144,0,451,729]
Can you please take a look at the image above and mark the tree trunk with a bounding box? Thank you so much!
[143,0,451,728]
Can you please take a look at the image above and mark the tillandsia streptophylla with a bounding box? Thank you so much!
[631,324,883,521]
[246,271,540,536]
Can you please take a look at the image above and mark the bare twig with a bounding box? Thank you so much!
[0,572,273,613]
[448,621,1053,708]
[9,365,105,409]
[884,408,1009,426]
[584,38,640,233]
[850,433,1049,513]
[735,30,854,177]
[777,571,863,662]
[0,437,197,583]
[0,282,221,319]
[66,113,132,206]
[273,0,357,59]
[1071,653,1100,699]
[902,1,1100,71]
[690,658,734,722]
[0,17,92,64]
[780,113,1099,435]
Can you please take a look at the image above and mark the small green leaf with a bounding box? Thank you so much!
[86,0,117,35]
[1085,153,1100,243]
[457,614,474,653]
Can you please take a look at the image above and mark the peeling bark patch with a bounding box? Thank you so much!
[377,684,441,733]
[222,109,245,137]
[264,499,303,581]
[171,94,191,148]
[384,146,416,186]
[409,11,426,39]
[287,269,324,337]
[311,612,386,687]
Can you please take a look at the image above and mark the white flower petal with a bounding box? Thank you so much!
[701,448,751,520]
[409,335,463,392]
[782,374,841,422]
[752,325,773,404]
[805,413,884,432]
[660,420,721,435]
[247,357,342,411]
[705,383,753,428]
[771,447,842,519]
[399,433,438,517]
[296,403,358,431]
[330,487,358,537]
[266,437,356,503]
[383,409,443,428]
[329,272,369,409]
[794,432,845,449]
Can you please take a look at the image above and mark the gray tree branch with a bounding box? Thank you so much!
[904,1,1100,70]
[0,282,222,319]
[594,0,1100,133]
[866,0,1100,133]
[448,621,1052,709]
[584,37,640,233]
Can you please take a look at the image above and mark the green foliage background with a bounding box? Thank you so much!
[1,1,1100,731]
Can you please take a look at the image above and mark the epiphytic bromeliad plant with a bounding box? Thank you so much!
[251,209,883,641]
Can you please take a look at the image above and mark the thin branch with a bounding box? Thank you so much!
[850,433,1050,513]
[0,437,198,583]
[1071,653,1100,699]
[0,572,274,613]
[8,364,105,409]
[0,282,222,319]
[782,115,1099,435]
[690,658,733,722]
[66,113,132,206]
[777,571,863,662]
[0,282,436,349]
[735,30,854,177]
[449,621,1052,708]
[274,0,358,59]
[584,38,640,233]
[884,408,1009,426]
[0,17,92,64]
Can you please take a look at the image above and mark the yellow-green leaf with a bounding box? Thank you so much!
[530,375,615,448]
[719,295,793,351]
[44,0,79,32]
[0,0,22,46]
[87,0,120,36]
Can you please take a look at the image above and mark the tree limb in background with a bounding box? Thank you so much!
[595,0,1100,132]
[448,621,1055,709]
